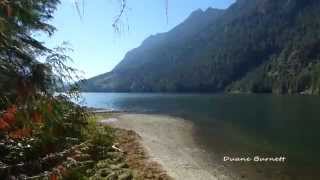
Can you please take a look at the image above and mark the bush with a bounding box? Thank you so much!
[84,117,114,160]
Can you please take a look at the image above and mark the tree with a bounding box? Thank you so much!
[0,0,88,144]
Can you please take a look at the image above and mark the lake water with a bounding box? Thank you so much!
[80,92,320,179]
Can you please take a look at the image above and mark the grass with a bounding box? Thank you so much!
[61,112,134,180]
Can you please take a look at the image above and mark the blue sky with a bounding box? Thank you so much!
[40,0,235,78]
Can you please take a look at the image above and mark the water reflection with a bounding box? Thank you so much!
[81,93,320,165]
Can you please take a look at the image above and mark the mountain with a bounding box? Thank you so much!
[82,0,320,95]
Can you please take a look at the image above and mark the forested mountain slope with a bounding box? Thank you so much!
[82,0,320,95]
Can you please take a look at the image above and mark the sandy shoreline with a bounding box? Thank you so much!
[104,113,235,180]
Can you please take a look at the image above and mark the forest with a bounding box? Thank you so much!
[82,0,320,95]
[0,1,138,179]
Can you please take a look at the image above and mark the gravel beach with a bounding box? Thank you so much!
[104,113,235,180]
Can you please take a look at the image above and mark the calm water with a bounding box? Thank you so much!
[81,92,320,177]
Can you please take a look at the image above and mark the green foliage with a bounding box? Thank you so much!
[84,117,114,160]
[63,167,90,180]
[0,0,92,179]
[1,0,58,96]
[60,116,121,180]
[0,0,86,135]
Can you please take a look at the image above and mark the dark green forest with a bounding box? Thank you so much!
[0,1,127,179]
[82,0,320,95]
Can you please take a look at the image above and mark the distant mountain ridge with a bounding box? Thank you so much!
[113,7,224,73]
[82,0,320,95]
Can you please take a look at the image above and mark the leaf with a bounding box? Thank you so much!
[0,119,9,130]
[32,111,43,123]
[9,128,31,139]
[50,174,58,180]
[2,105,17,125]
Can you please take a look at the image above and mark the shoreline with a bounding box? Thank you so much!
[98,112,318,180]
[102,113,236,180]
[113,128,173,179]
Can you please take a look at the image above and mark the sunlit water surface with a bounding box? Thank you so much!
[80,92,320,179]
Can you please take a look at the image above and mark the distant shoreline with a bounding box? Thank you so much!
[80,91,318,97]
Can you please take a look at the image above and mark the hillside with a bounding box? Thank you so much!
[82,0,320,95]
